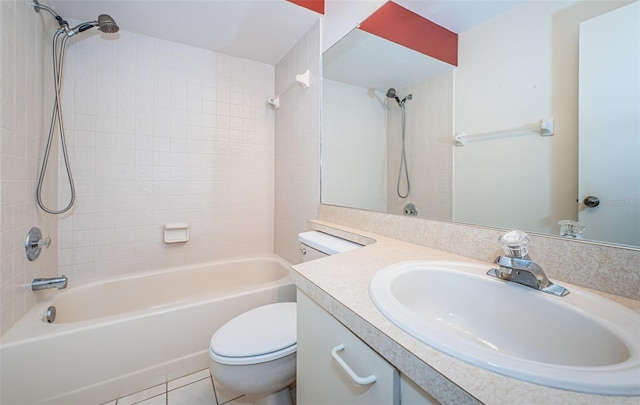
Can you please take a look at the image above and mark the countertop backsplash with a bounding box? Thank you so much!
[317,204,640,300]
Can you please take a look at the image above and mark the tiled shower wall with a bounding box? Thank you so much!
[1,0,59,336]
[386,70,453,220]
[274,21,321,264]
[57,28,276,281]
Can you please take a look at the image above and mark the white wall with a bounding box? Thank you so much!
[274,21,321,264]
[1,0,59,336]
[453,0,632,234]
[57,28,276,281]
[322,79,387,212]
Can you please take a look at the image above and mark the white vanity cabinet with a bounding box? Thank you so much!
[297,290,440,405]
[297,290,399,404]
[401,374,439,405]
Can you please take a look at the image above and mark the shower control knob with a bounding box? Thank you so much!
[583,196,600,208]
[25,227,50,261]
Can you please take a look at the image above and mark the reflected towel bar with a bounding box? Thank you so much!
[454,118,554,147]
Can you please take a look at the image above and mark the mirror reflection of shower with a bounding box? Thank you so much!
[33,0,119,214]
[386,88,413,198]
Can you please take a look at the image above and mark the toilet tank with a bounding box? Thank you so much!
[298,231,361,262]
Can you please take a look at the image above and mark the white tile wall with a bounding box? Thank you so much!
[274,21,321,264]
[57,27,275,281]
[1,4,316,336]
[386,70,453,220]
[1,0,59,336]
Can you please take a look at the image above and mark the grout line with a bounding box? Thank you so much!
[210,374,219,405]
[116,369,220,404]
[130,392,166,405]
[166,376,211,393]
[115,382,167,405]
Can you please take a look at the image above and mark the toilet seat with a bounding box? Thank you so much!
[210,302,297,365]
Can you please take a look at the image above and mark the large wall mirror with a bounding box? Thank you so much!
[321,0,639,248]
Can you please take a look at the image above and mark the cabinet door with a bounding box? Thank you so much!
[400,375,440,405]
[297,290,400,405]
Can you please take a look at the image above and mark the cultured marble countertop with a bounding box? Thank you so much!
[291,221,640,405]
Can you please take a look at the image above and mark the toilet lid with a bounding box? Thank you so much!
[210,302,296,362]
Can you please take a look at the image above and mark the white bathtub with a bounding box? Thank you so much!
[0,256,295,405]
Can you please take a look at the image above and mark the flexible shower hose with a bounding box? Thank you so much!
[36,29,76,214]
[396,104,410,198]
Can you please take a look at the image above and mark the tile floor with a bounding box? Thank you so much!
[101,369,248,405]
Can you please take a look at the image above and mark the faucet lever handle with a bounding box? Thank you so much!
[35,235,51,249]
[498,230,531,258]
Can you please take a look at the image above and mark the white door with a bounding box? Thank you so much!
[578,2,640,246]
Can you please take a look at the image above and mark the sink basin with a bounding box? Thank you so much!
[369,260,640,395]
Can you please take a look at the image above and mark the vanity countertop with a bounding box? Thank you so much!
[291,221,640,405]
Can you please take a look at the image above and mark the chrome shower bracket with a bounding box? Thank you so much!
[25,227,51,261]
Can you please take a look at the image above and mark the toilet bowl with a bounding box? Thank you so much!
[209,302,297,405]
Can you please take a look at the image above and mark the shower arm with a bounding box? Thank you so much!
[32,1,113,37]
[33,0,69,29]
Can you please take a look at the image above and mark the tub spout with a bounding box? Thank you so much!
[32,275,67,291]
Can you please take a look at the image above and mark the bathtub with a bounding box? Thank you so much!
[0,256,295,405]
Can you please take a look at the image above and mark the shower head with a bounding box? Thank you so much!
[68,14,119,36]
[386,88,401,104]
[386,88,412,106]
[97,14,119,33]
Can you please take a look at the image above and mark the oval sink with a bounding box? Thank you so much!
[369,260,640,395]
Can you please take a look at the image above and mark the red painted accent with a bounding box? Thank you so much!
[359,1,458,66]
[287,0,324,15]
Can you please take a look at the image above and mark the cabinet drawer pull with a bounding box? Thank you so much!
[331,344,377,386]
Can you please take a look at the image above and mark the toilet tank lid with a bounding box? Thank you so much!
[210,302,296,358]
[298,231,361,255]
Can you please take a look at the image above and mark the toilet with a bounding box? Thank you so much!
[209,302,297,405]
[208,231,361,405]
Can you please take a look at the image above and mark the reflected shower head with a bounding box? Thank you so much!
[97,14,119,33]
[386,88,412,106]
[386,88,401,105]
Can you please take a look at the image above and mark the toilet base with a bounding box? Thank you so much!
[209,352,296,402]
[217,386,293,405]
[253,387,292,405]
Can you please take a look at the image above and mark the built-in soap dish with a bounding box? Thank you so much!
[164,223,189,243]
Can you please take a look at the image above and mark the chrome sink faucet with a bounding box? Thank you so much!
[487,230,569,297]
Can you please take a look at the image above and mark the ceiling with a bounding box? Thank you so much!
[49,0,322,65]
[323,28,454,92]
[50,0,524,65]
[394,0,525,33]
